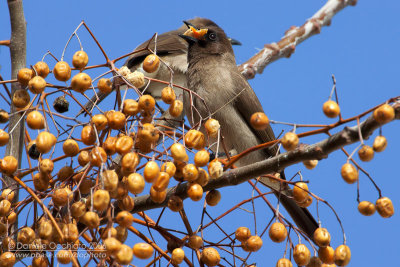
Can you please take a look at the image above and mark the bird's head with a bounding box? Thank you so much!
[179,19,240,57]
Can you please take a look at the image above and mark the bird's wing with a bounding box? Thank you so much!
[232,72,319,239]
[125,30,188,69]
[232,72,279,157]
[77,29,188,117]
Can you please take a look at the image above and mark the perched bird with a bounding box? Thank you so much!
[77,18,241,116]
[179,19,318,239]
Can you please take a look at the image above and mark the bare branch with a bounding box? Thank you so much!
[238,0,358,79]
[0,40,11,46]
[4,0,27,235]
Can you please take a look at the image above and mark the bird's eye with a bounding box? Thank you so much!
[208,32,217,41]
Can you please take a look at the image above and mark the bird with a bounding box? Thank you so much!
[179,19,318,239]
[76,18,241,117]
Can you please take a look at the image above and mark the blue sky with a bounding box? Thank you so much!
[1,0,399,266]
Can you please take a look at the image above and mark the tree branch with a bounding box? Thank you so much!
[0,40,11,46]
[130,101,400,213]
[238,0,358,79]
[4,0,27,236]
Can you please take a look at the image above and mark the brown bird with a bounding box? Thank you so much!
[77,18,241,116]
[179,19,318,239]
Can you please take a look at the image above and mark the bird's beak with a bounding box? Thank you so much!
[183,20,196,29]
[228,37,242,46]
[180,21,208,44]
[179,33,199,44]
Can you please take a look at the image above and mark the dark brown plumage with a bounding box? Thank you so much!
[180,18,318,239]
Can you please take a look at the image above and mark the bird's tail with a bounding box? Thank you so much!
[277,192,318,240]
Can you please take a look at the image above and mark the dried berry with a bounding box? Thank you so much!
[168,195,183,212]
[126,71,145,88]
[53,95,69,113]
[205,189,221,206]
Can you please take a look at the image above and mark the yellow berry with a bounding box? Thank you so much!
[357,201,376,216]
[72,50,89,69]
[373,104,394,124]
[358,145,374,162]
[53,61,71,81]
[250,112,269,130]
[340,163,358,184]
[375,197,394,218]
[313,227,331,247]
[269,222,287,243]
[142,54,160,73]
[201,247,220,266]
[281,132,298,151]
[373,135,387,152]
[323,100,340,118]
[334,245,351,266]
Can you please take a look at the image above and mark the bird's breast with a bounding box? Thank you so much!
[185,61,265,165]
[187,63,238,113]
